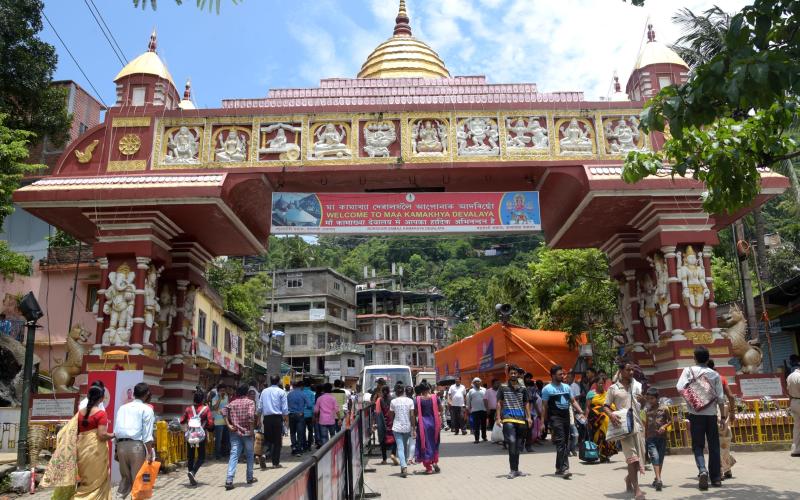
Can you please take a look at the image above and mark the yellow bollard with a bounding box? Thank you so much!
[155,421,169,463]
[754,400,763,444]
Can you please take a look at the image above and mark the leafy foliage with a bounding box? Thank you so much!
[0,240,32,278]
[132,0,239,13]
[0,114,40,229]
[46,228,78,248]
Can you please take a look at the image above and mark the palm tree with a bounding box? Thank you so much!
[670,6,732,68]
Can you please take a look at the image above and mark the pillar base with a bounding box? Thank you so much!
[649,337,735,400]
[669,329,686,341]
[160,363,201,418]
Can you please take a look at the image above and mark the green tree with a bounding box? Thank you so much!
[46,228,79,248]
[450,321,476,343]
[0,114,40,229]
[623,0,800,214]
[0,240,32,278]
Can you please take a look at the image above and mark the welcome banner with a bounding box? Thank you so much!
[270,191,540,234]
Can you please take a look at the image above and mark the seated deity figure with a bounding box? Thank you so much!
[559,118,593,154]
[215,128,247,162]
[529,119,549,149]
[259,123,302,160]
[414,120,445,154]
[312,123,351,158]
[677,245,711,330]
[606,117,641,153]
[165,126,200,164]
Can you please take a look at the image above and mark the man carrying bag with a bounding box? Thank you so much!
[115,383,155,499]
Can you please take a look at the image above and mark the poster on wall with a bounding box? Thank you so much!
[271,192,541,234]
[479,338,494,371]
[87,370,145,486]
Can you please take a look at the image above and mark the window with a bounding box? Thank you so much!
[211,321,219,348]
[290,334,308,346]
[390,348,400,364]
[411,325,417,342]
[316,333,326,349]
[365,347,373,364]
[286,278,303,288]
[347,359,355,368]
[224,328,232,353]
[391,323,399,341]
[419,326,426,342]
[85,284,99,312]
[286,303,310,312]
[78,123,88,136]
[657,75,673,89]
[383,324,390,340]
[333,281,341,291]
[197,310,207,340]
[131,86,146,106]
[237,335,243,357]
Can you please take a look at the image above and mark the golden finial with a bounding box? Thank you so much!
[398,0,407,16]
[394,0,412,37]
[183,78,192,100]
[116,262,132,275]
[148,28,157,52]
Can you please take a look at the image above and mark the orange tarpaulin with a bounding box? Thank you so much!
[435,323,585,382]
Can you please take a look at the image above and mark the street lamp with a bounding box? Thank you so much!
[16,292,43,470]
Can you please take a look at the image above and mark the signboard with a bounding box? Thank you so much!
[197,341,213,361]
[738,376,785,398]
[479,338,494,371]
[88,370,145,486]
[271,192,540,234]
[310,308,327,321]
[31,395,78,419]
[317,438,346,500]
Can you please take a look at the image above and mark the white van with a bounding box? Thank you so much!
[360,364,413,400]
[416,371,436,387]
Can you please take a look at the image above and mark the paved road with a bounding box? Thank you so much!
[24,432,799,499]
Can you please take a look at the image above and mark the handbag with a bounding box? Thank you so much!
[681,367,717,412]
[605,384,635,443]
[579,440,599,462]
[131,460,161,500]
[490,421,504,442]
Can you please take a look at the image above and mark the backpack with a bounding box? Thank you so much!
[579,439,599,462]
[185,406,208,446]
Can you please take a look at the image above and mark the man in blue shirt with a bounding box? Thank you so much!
[302,381,316,452]
[259,375,289,469]
[287,381,307,456]
[541,364,584,479]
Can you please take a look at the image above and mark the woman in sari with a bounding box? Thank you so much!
[375,385,397,465]
[585,373,617,462]
[42,385,115,500]
[415,382,441,474]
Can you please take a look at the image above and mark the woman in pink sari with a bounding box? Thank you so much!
[415,382,441,474]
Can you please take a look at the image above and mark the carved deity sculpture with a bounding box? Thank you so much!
[506,117,549,151]
[677,245,710,329]
[181,285,197,356]
[102,264,136,345]
[142,265,161,346]
[605,117,642,153]
[259,123,302,160]
[215,128,247,162]
[312,123,351,158]
[558,118,593,154]
[51,326,88,392]
[412,120,447,154]
[617,280,634,346]
[457,117,500,156]
[156,286,177,355]
[363,122,397,158]
[649,253,673,334]
[638,274,659,344]
[165,126,201,164]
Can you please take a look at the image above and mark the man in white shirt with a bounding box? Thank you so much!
[114,383,155,499]
[787,361,800,457]
[675,346,724,490]
[467,377,487,443]
[389,385,415,478]
[447,377,467,435]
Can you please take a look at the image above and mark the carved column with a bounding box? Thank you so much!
[624,270,648,345]
[129,257,150,355]
[168,279,189,360]
[662,246,687,340]
[93,258,110,350]
[701,246,721,336]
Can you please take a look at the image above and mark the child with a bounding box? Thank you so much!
[644,387,670,491]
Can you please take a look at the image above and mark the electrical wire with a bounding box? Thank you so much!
[87,0,128,63]
[42,11,108,107]
[83,0,127,66]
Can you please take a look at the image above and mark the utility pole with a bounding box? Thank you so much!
[267,268,277,378]
[734,220,758,340]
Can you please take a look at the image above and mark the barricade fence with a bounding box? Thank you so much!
[255,402,374,500]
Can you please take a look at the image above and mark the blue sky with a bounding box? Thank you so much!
[41,0,748,109]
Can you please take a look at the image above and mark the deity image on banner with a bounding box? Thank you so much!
[555,117,594,155]
[602,116,646,154]
[362,120,398,158]
[499,192,540,226]
[163,125,202,165]
[213,126,249,162]
[505,116,549,154]
[456,117,500,156]
[309,122,352,159]
[411,118,448,156]
[259,122,302,161]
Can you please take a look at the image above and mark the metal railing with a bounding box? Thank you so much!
[664,398,795,449]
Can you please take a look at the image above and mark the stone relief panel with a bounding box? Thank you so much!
[410,118,448,157]
[554,117,595,156]
[602,116,646,154]
[211,125,250,163]
[456,117,500,157]
[308,121,353,160]
[505,116,550,155]
[162,125,203,165]
[359,120,399,158]
[258,122,302,161]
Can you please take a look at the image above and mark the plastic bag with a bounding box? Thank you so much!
[490,421,503,443]
[131,460,161,500]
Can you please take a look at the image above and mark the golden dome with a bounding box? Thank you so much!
[358,0,450,79]
[634,25,688,70]
[114,30,175,84]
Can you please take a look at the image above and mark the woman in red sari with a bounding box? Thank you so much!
[415,382,441,474]
[375,385,397,465]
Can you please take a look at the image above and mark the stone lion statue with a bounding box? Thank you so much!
[719,304,763,374]
[51,325,89,392]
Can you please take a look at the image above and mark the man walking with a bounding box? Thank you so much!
[676,346,725,490]
[114,383,155,499]
[314,383,339,445]
[496,365,532,479]
[485,379,499,432]
[224,384,258,490]
[259,375,289,469]
[211,384,229,461]
[786,361,800,456]
[447,377,467,435]
[541,365,584,479]
[287,381,307,457]
[467,377,487,443]
[302,380,316,452]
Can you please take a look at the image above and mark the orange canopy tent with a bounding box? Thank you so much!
[435,323,586,382]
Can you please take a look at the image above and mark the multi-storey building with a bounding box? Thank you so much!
[264,268,363,385]
[356,280,448,377]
